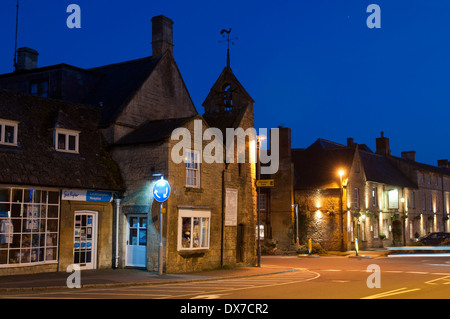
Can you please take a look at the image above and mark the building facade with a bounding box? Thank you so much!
[0,90,123,275]
[0,15,258,274]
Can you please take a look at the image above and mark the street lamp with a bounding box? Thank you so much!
[338,170,345,252]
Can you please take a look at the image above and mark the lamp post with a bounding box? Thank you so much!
[401,197,406,246]
[256,135,262,267]
[338,170,345,252]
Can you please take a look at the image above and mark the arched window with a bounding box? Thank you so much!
[223,84,233,110]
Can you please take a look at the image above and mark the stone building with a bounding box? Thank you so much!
[0,90,123,275]
[0,15,257,274]
[379,134,450,241]
[262,130,442,252]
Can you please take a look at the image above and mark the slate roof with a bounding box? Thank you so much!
[390,155,450,177]
[84,55,162,128]
[114,115,200,146]
[0,90,124,191]
[359,151,417,188]
[293,138,417,190]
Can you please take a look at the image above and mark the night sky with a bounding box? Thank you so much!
[0,0,449,165]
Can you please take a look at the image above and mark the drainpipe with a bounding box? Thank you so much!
[114,198,121,269]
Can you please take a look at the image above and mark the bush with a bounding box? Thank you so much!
[296,242,327,255]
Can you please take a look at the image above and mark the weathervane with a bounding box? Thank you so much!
[220,28,238,69]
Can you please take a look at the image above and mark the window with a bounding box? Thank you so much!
[30,80,48,98]
[354,188,359,209]
[420,174,425,184]
[185,150,200,188]
[53,128,79,153]
[372,187,378,207]
[0,119,18,146]
[178,210,210,250]
[422,194,426,211]
[409,191,416,209]
[258,194,266,212]
[429,195,433,211]
[0,187,60,266]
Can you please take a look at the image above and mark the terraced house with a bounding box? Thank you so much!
[261,131,450,252]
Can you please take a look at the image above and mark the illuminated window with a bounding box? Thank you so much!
[0,119,18,146]
[372,187,378,207]
[178,209,210,250]
[185,150,200,188]
[53,128,79,153]
[354,188,359,209]
[0,187,60,267]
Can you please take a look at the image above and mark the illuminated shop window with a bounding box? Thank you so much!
[0,188,60,267]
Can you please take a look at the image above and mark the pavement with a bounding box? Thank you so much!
[0,249,388,293]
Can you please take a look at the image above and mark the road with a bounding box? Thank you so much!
[1,255,450,299]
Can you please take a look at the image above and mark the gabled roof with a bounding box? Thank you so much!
[202,66,255,108]
[359,151,417,188]
[0,90,124,191]
[83,55,162,127]
[114,115,201,146]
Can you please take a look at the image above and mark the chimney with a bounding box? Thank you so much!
[376,131,391,156]
[275,126,291,159]
[401,151,416,162]
[438,159,449,168]
[151,15,174,57]
[347,137,354,148]
[15,47,39,71]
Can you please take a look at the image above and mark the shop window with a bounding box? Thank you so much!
[178,209,210,250]
[0,187,60,267]
[0,119,19,146]
[53,128,79,153]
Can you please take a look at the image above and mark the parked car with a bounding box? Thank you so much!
[417,232,450,246]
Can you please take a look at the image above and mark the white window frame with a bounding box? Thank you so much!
[185,150,200,188]
[0,119,19,146]
[53,128,80,154]
[177,209,210,251]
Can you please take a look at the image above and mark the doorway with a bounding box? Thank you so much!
[73,211,98,270]
[126,214,147,268]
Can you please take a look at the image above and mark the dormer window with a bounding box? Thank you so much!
[0,119,19,146]
[53,128,79,153]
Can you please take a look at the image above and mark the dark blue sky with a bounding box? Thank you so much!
[0,0,449,165]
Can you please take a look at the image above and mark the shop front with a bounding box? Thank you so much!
[0,186,61,275]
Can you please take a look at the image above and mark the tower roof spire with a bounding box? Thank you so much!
[220,28,237,69]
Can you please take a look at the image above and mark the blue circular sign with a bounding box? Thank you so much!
[153,178,171,203]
